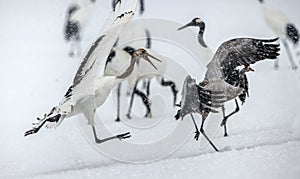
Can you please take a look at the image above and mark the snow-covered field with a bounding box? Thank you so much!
[1,0,300,178]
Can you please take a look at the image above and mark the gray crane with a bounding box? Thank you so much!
[175,37,280,151]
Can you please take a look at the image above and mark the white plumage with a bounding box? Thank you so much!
[25,0,140,144]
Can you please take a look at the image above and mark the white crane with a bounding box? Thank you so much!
[63,0,96,57]
[175,37,280,151]
[258,0,299,70]
[178,18,249,137]
[24,0,144,144]
[105,30,177,121]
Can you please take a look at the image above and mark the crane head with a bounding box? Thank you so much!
[178,17,208,48]
[133,48,162,70]
[177,18,203,31]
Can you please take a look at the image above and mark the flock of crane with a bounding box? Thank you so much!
[25,0,299,152]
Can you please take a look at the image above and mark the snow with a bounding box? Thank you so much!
[1,0,300,178]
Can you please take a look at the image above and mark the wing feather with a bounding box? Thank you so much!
[68,0,138,104]
[205,38,280,80]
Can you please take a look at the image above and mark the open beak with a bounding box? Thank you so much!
[177,22,192,31]
[143,53,162,70]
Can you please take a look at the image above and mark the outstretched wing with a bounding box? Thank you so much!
[205,38,280,79]
[68,0,138,104]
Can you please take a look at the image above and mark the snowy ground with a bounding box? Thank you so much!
[1,0,300,178]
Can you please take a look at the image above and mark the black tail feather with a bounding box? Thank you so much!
[286,23,299,44]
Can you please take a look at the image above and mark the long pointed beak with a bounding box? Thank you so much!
[177,22,192,31]
[147,53,162,62]
[144,56,157,70]
[142,54,162,70]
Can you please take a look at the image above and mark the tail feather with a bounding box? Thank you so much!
[286,23,299,44]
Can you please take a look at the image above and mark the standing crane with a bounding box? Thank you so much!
[258,0,299,70]
[178,18,249,137]
[63,0,96,57]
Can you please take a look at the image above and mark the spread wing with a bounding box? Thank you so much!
[205,38,280,79]
[66,0,138,104]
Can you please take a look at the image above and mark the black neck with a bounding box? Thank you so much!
[198,22,208,48]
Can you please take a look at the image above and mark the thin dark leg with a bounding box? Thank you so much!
[139,0,145,15]
[146,80,151,97]
[221,99,240,137]
[126,82,137,119]
[282,39,298,70]
[190,114,200,140]
[200,115,219,152]
[127,81,152,118]
[134,88,152,118]
[221,106,228,137]
[115,83,121,122]
[161,78,178,106]
[92,126,131,144]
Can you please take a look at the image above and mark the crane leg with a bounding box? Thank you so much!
[190,114,200,140]
[115,83,121,122]
[69,35,81,57]
[221,99,240,137]
[139,0,145,15]
[126,82,137,119]
[142,78,148,90]
[92,126,131,144]
[127,81,152,119]
[161,78,178,106]
[134,88,152,118]
[282,39,298,70]
[199,114,219,152]
[146,80,151,97]
[69,40,76,57]
[274,59,279,70]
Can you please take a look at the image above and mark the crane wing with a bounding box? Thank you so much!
[179,75,226,119]
[205,38,280,80]
[67,0,138,104]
